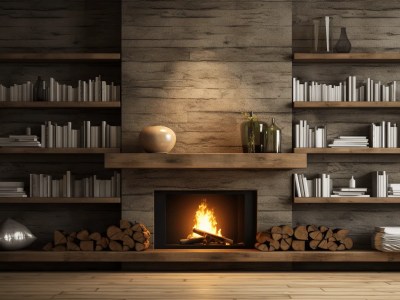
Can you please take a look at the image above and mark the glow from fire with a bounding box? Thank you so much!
[188,199,222,238]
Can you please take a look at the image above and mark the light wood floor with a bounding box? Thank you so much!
[1,272,400,299]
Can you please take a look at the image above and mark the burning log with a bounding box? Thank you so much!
[179,237,206,245]
[192,228,233,245]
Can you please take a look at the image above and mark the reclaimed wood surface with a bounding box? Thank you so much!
[294,148,400,154]
[0,102,120,108]
[0,53,120,62]
[0,148,120,154]
[293,53,400,63]
[0,197,121,204]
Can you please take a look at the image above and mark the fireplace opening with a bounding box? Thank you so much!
[154,190,257,249]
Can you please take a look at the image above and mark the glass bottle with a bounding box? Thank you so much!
[241,112,267,153]
[334,27,352,53]
[266,118,282,153]
[33,76,46,101]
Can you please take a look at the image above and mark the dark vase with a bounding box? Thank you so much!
[241,112,267,153]
[33,76,46,101]
[334,27,351,53]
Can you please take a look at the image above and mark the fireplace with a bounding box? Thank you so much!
[154,190,257,249]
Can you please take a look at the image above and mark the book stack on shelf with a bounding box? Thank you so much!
[294,173,332,197]
[0,75,120,102]
[0,182,27,197]
[29,171,120,198]
[332,187,369,197]
[41,121,120,148]
[294,120,327,148]
[373,227,400,252]
[372,171,388,197]
[329,136,369,148]
[0,133,41,147]
[370,121,398,148]
[293,76,397,102]
[389,183,400,197]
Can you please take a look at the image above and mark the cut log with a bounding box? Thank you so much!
[180,237,205,245]
[281,225,294,237]
[97,237,109,249]
[333,229,350,241]
[120,219,132,230]
[292,240,305,251]
[270,226,282,234]
[89,232,101,241]
[133,231,147,243]
[318,239,328,250]
[67,232,77,243]
[337,244,346,251]
[109,240,123,251]
[342,237,353,250]
[53,245,66,251]
[95,245,103,251]
[307,224,318,233]
[309,231,323,241]
[255,242,268,251]
[43,242,53,251]
[309,239,320,250]
[135,240,150,251]
[272,233,282,241]
[319,225,329,233]
[256,232,273,244]
[328,241,338,251]
[107,225,124,241]
[124,228,133,237]
[131,223,144,232]
[54,230,67,245]
[122,235,135,249]
[77,229,90,241]
[280,238,292,251]
[67,241,80,251]
[324,228,333,239]
[80,240,94,251]
[192,228,233,245]
[294,226,308,241]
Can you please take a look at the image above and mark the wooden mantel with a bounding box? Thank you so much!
[104,153,307,169]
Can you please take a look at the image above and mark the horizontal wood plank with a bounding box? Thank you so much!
[0,102,120,108]
[0,250,399,262]
[105,153,307,169]
[294,148,400,154]
[293,102,400,108]
[0,197,120,204]
[293,53,400,63]
[0,148,120,154]
[0,53,121,62]
[294,197,400,204]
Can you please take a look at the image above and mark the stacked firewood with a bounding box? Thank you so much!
[255,225,353,252]
[43,220,151,252]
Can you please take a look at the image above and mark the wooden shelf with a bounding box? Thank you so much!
[293,102,400,109]
[0,102,120,108]
[0,197,120,204]
[0,52,120,62]
[294,197,400,204]
[0,250,399,262]
[0,148,120,154]
[104,153,307,169]
[293,52,400,63]
[294,148,400,154]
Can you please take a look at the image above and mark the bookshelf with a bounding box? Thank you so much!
[293,102,400,109]
[294,197,400,204]
[293,53,400,63]
[0,53,121,62]
[0,148,120,154]
[0,197,121,204]
[294,148,400,154]
[0,102,120,108]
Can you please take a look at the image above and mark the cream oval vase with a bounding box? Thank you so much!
[139,126,176,153]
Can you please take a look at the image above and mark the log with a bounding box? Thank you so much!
[333,229,350,241]
[67,232,77,242]
[318,239,328,250]
[192,228,233,245]
[97,237,109,249]
[122,245,130,251]
[133,231,147,243]
[67,241,80,251]
[109,240,123,251]
[319,225,329,233]
[77,230,90,241]
[256,232,273,244]
[255,242,268,251]
[135,240,150,251]
[307,224,318,233]
[292,240,305,251]
[43,242,53,251]
[337,244,346,251]
[324,228,333,239]
[120,219,132,230]
[80,240,94,251]
[53,245,66,251]
[89,232,102,241]
[294,226,308,240]
[54,230,67,245]
[95,245,103,251]
[131,223,144,232]
[309,239,320,250]
[107,225,124,241]
[309,230,323,241]
[328,241,338,251]
[180,237,205,245]
[272,233,282,241]
[280,238,292,251]
[124,228,133,236]
[270,226,282,234]
[122,235,135,249]
[342,237,353,250]
[281,225,294,237]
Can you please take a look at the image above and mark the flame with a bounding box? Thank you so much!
[188,199,222,238]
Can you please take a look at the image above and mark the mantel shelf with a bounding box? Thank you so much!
[293,52,400,63]
[0,148,120,154]
[0,250,398,262]
[293,102,400,108]
[294,148,400,154]
[294,197,400,204]
[0,197,120,204]
[0,52,121,62]
[104,153,307,169]
[0,102,120,108]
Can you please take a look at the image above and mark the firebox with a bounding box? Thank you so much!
[154,190,257,249]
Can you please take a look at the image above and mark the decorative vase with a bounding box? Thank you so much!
[33,76,46,101]
[240,112,267,153]
[335,27,352,53]
[139,125,176,153]
[0,218,36,250]
[266,118,282,153]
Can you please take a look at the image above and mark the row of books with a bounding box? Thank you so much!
[294,173,332,197]
[294,120,327,148]
[0,76,120,102]
[29,171,121,198]
[40,121,121,148]
[0,134,41,147]
[370,121,399,148]
[372,171,389,197]
[329,136,369,148]
[0,182,27,197]
[293,77,397,102]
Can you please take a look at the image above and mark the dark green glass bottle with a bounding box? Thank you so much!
[266,117,282,153]
[241,112,267,153]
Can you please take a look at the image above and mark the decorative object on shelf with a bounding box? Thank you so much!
[0,182,27,197]
[334,27,352,53]
[255,225,353,252]
[266,118,281,153]
[240,112,266,153]
[312,19,320,52]
[373,227,400,252]
[329,136,369,148]
[0,218,36,250]
[324,16,333,52]
[42,220,150,252]
[139,125,176,153]
[33,76,46,101]
[349,176,356,188]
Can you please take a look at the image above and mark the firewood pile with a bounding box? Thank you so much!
[180,228,233,245]
[43,220,151,252]
[255,225,353,252]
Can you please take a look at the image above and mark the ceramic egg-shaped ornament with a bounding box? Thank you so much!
[0,218,37,250]
[139,126,176,153]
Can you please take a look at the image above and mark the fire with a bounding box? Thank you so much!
[188,199,222,238]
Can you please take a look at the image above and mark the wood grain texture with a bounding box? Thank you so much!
[294,148,400,154]
[294,102,400,108]
[0,53,120,62]
[0,102,120,108]
[0,197,121,204]
[105,153,307,169]
[293,53,400,63]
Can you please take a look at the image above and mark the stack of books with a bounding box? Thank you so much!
[294,173,332,197]
[293,76,397,102]
[0,134,41,147]
[29,171,121,198]
[373,227,400,252]
[0,182,27,197]
[328,136,369,148]
[294,120,327,148]
[40,121,121,148]
[388,183,400,197]
[372,171,388,197]
[332,187,369,197]
[370,121,398,148]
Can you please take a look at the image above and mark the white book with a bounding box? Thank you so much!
[293,78,297,102]
[101,81,107,102]
[302,175,309,197]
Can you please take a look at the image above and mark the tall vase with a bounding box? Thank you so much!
[241,112,266,153]
[266,118,282,153]
[335,27,352,53]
